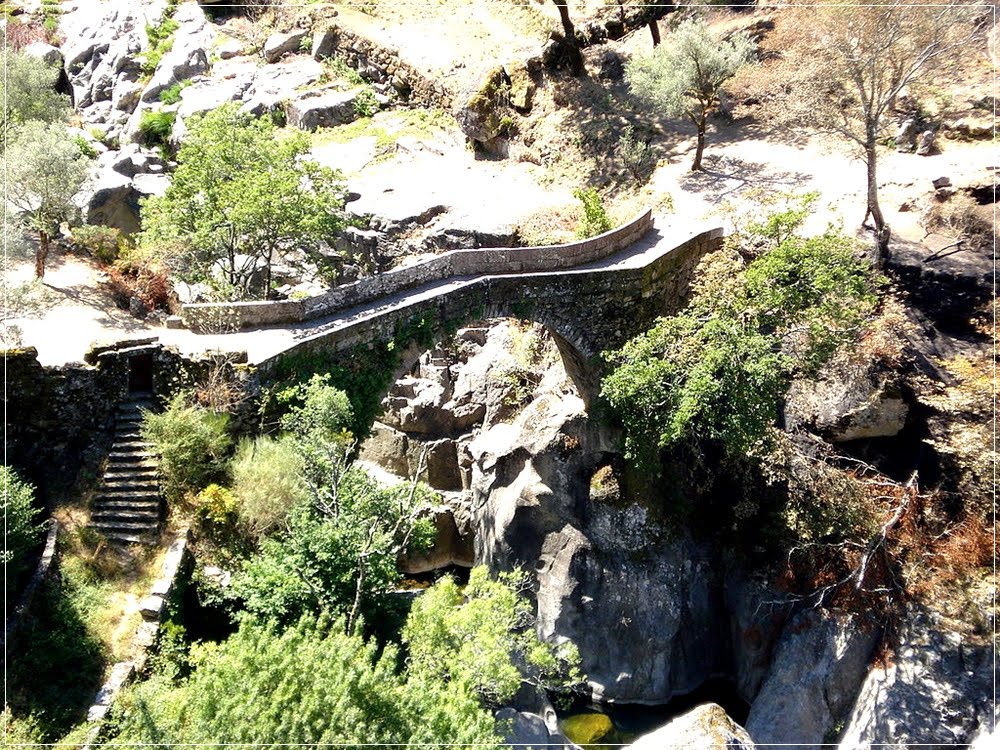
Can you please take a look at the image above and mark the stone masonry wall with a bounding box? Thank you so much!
[182,210,654,331]
[312,22,453,110]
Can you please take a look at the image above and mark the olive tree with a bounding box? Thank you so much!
[1,122,90,279]
[793,1,983,259]
[0,51,70,141]
[626,19,755,171]
[140,104,349,300]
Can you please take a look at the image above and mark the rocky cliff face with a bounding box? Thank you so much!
[363,321,739,704]
[361,318,994,746]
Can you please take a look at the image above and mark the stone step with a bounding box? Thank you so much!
[92,519,161,534]
[100,477,159,489]
[107,451,156,463]
[112,439,154,450]
[104,463,158,474]
[94,488,160,503]
[100,484,160,496]
[117,402,154,415]
[93,499,161,512]
[92,509,161,523]
[102,531,158,546]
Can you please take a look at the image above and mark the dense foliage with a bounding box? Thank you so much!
[626,19,754,170]
[232,466,435,630]
[106,614,502,749]
[139,103,348,300]
[0,51,70,137]
[141,393,232,500]
[2,465,43,597]
[602,200,880,466]
[229,436,309,539]
[404,567,583,707]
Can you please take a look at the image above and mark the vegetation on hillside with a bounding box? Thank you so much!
[139,103,349,300]
[626,19,755,170]
[602,195,881,466]
[2,465,43,597]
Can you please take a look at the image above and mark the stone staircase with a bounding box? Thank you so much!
[90,395,163,545]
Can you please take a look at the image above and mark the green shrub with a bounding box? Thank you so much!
[1,465,43,597]
[194,483,237,526]
[231,468,434,627]
[138,110,176,148]
[573,187,612,238]
[617,124,655,181]
[105,615,502,748]
[277,373,354,443]
[71,224,125,264]
[141,15,179,76]
[404,567,582,706]
[230,436,308,539]
[353,87,380,118]
[602,206,881,468]
[324,56,364,85]
[158,80,189,105]
[72,134,98,159]
[141,393,231,500]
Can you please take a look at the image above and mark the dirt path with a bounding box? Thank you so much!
[5,251,157,366]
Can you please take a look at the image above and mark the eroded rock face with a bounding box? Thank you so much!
[836,605,993,749]
[745,610,879,749]
[470,390,728,704]
[784,361,910,443]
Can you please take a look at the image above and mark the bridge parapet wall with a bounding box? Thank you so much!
[181,210,653,332]
[257,226,722,378]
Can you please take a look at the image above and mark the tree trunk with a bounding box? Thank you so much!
[346,557,367,636]
[865,140,891,260]
[649,20,661,46]
[552,0,584,76]
[35,230,50,279]
[692,119,707,171]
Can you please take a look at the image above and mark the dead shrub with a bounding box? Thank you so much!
[923,194,996,252]
[107,261,171,312]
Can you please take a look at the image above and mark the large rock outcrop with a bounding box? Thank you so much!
[745,610,879,749]
[469,390,729,704]
[625,703,755,750]
[836,605,994,748]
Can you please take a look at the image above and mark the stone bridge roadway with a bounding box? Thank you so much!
[159,217,723,383]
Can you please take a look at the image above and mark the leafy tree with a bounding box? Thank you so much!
[1,218,44,346]
[626,19,754,170]
[791,1,981,259]
[404,567,583,707]
[0,51,70,139]
[232,467,434,632]
[106,615,502,749]
[1,121,90,278]
[230,436,309,540]
[2,465,43,597]
[278,373,354,444]
[141,393,232,500]
[140,103,348,300]
[602,199,880,467]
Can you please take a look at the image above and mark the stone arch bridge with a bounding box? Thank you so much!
[176,212,723,394]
